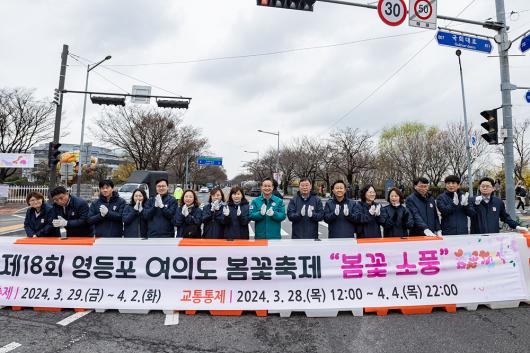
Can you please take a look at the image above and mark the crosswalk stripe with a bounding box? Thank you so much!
[0,343,22,353]
[56,310,92,326]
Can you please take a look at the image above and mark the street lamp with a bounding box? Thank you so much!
[77,55,112,197]
[244,150,260,161]
[257,129,280,178]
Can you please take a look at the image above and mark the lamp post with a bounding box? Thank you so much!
[244,150,260,162]
[76,55,111,197]
[257,129,280,177]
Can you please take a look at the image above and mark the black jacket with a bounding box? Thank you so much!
[174,205,203,238]
[223,200,250,240]
[354,201,384,238]
[202,202,225,239]
[406,191,441,236]
[88,191,126,238]
[52,195,93,237]
[143,193,178,238]
[24,203,59,237]
[470,195,518,234]
[287,192,324,239]
[380,204,413,237]
[323,197,357,238]
[436,191,475,235]
[123,204,148,238]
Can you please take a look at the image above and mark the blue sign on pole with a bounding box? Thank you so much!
[197,156,223,166]
[436,30,493,54]
[520,34,530,53]
[526,91,530,104]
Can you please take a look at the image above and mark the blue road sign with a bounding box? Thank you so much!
[436,30,492,54]
[526,91,530,104]
[520,34,530,53]
[197,156,223,166]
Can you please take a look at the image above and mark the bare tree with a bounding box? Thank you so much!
[512,118,530,183]
[423,128,450,186]
[0,88,54,182]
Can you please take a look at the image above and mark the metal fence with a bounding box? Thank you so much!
[5,185,100,203]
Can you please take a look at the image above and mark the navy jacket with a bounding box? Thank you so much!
[323,197,357,238]
[143,193,178,238]
[436,191,475,235]
[24,203,59,237]
[287,192,324,239]
[88,192,126,238]
[470,195,518,234]
[380,204,414,237]
[174,205,203,238]
[202,202,225,239]
[223,201,250,240]
[52,195,93,237]
[354,201,384,238]
[406,191,441,236]
[123,204,148,238]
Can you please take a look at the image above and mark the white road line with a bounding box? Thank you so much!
[0,342,22,353]
[164,312,179,325]
[11,215,25,219]
[319,221,328,228]
[56,310,92,326]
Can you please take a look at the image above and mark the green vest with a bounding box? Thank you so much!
[249,194,286,239]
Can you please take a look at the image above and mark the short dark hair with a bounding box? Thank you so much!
[262,177,274,186]
[479,177,495,187]
[155,178,168,186]
[129,188,147,206]
[413,177,429,186]
[444,175,460,184]
[26,191,45,205]
[99,179,114,189]
[180,189,199,208]
[50,186,68,198]
[208,187,225,203]
[387,187,404,204]
[228,186,248,204]
[331,180,347,190]
[299,178,312,185]
[360,184,376,203]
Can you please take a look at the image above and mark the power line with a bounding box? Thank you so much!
[68,54,128,93]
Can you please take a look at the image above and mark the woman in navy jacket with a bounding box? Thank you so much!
[123,188,148,238]
[202,188,226,239]
[174,189,203,238]
[354,184,384,238]
[24,192,59,237]
[323,180,357,238]
[223,186,250,240]
[380,187,413,237]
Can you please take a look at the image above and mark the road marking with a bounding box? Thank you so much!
[319,221,328,228]
[11,215,25,219]
[56,310,92,326]
[0,224,24,234]
[164,312,179,325]
[0,342,22,353]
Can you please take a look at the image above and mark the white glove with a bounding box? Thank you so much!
[424,229,436,237]
[369,205,377,216]
[266,207,274,217]
[155,194,164,208]
[436,230,442,236]
[52,216,67,228]
[334,204,340,216]
[99,205,108,217]
[453,192,459,206]
[212,200,221,211]
[134,201,142,212]
[300,205,306,217]
[474,195,483,205]
[223,205,230,216]
[343,204,349,217]
[307,205,314,218]
[461,192,469,206]
[375,204,381,216]
[181,204,189,217]
[516,226,528,233]
[260,203,267,216]
[236,205,241,216]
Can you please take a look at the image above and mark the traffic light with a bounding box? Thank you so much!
[90,95,126,106]
[480,108,499,145]
[156,99,190,109]
[53,88,61,105]
[48,142,62,167]
[256,0,316,12]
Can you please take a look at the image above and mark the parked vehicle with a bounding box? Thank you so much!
[118,170,168,201]
[199,186,209,193]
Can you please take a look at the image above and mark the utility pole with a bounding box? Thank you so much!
[49,44,68,195]
[185,154,189,189]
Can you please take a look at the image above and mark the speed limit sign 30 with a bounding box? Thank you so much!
[377,0,407,27]
[409,0,437,29]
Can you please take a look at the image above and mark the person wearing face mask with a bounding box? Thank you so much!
[174,189,203,238]
[406,177,441,237]
[202,187,226,239]
[287,178,324,240]
[470,177,528,234]
[143,178,178,238]
[50,186,93,237]
[354,184,384,238]
[24,192,59,237]
[249,177,286,239]
[223,186,250,240]
[436,175,475,235]
[123,188,148,238]
[323,180,357,238]
[88,179,126,238]
[380,187,413,237]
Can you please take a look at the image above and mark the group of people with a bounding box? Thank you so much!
[23,175,528,240]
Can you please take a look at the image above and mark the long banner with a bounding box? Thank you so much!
[0,234,529,310]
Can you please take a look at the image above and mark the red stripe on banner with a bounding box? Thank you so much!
[356,236,442,244]
[178,239,268,247]
[14,237,95,246]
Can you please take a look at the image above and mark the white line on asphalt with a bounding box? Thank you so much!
[11,215,25,219]
[0,342,22,353]
[164,312,179,325]
[319,221,328,228]
[56,310,92,326]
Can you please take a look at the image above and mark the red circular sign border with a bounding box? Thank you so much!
[377,0,408,27]
[414,0,432,21]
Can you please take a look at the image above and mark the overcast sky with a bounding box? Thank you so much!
[1,0,530,178]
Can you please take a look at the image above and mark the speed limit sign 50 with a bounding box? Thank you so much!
[377,0,407,27]
[409,0,437,29]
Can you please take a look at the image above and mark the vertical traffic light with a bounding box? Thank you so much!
[48,142,62,167]
[480,109,499,145]
[53,88,61,105]
[256,0,316,12]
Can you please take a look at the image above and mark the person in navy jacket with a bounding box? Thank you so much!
[223,186,250,240]
[436,175,475,235]
[380,187,413,237]
[287,178,324,240]
[174,189,203,238]
[202,187,225,239]
[143,178,178,238]
[406,177,441,236]
[123,188,148,238]
[354,184,384,238]
[50,186,93,237]
[470,177,528,234]
[323,180,357,238]
[88,180,126,238]
[24,192,59,237]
